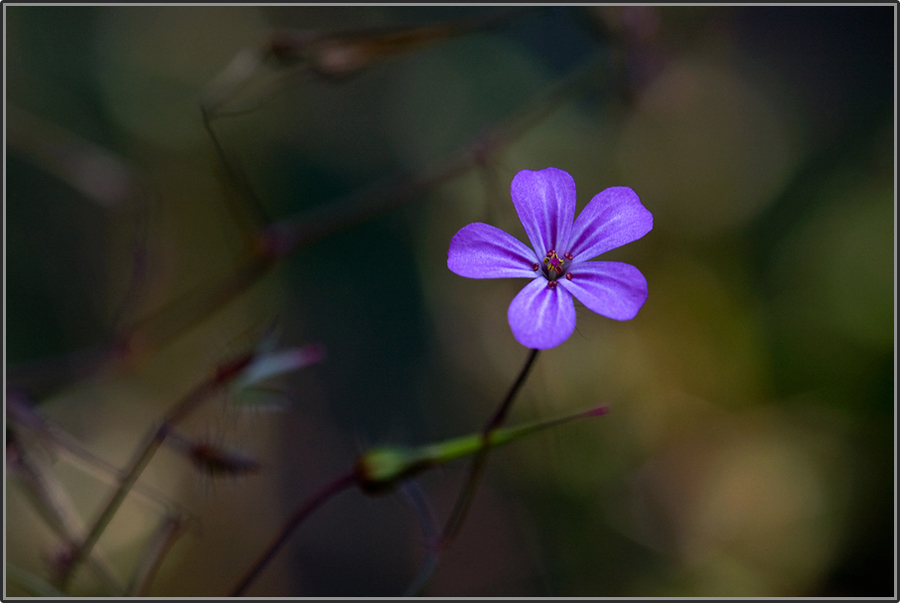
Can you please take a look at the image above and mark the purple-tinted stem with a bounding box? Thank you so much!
[439,347,540,548]
[229,470,357,597]
[400,481,442,596]
[127,513,191,596]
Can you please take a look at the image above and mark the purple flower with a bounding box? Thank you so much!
[447,167,653,349]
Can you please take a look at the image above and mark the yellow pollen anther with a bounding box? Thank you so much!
[543,250,566,275]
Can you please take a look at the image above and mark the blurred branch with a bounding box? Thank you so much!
[7,431,125,595]
[202,8,539,117]
[5,107,156,399]
[7,104,142,209]
[55,350,256,589]
[198,9,541,252]
[201,106,273,250]
[125,512,192,596]
[7,106,158,332]
[8,49,611,417]
[400,481,441,597]
[255,53,611,259]
[6,391,190,513]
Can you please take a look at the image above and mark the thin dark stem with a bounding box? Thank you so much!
[403,552,440,597]
[57,428,165,589]
[440,348,540,549]
[484,348,541,433]
[57,353,254,589]
[201,106,273,241]
[126,512,190,596]
[230,470,357,597]
[403,348,540,596]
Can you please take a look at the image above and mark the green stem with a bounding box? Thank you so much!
[400,407,611,597]
[235,404,609,596]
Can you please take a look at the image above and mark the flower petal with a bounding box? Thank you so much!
[567,187,652,262]
[510,167,576,257]
[448,222,539,279]
[507,277,576,349]
[558,261,648,320]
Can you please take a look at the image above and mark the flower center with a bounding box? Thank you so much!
[536,249,574,283]
[531,250,575,288]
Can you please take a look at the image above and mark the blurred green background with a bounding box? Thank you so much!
[5,6,894,597]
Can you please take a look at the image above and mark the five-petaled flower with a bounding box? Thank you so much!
[447,167,653,349]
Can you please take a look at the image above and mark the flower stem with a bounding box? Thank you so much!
[486,348,541,433]
[229,470,357,597]
[440,348,540,549]
[402,348,539,596]
[233,402,606,596]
